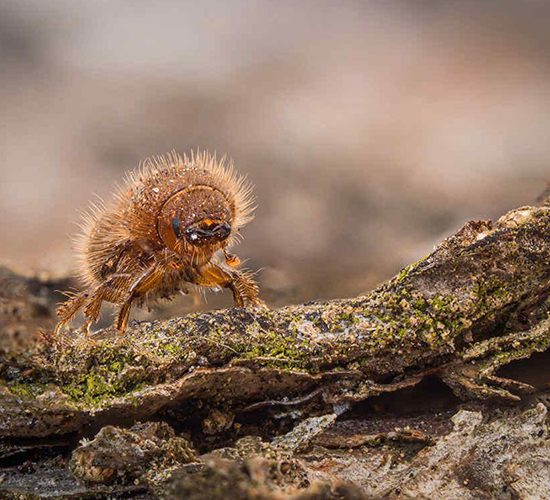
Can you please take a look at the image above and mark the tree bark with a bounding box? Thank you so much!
[0,203,549,498]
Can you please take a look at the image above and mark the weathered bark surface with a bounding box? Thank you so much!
[0,203,549,498]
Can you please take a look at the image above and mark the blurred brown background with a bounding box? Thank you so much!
[1,0,549,318]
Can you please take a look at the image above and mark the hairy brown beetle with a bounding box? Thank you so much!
[56,150,264,335]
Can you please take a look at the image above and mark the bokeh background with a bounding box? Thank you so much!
[1,0,549,318]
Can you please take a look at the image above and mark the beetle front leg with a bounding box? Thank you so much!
[192,263,265,308]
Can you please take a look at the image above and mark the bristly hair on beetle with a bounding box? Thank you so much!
[55,150,265,336]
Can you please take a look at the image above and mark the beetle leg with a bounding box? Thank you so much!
[232,268,266,308]
[115,300,133,334]
[115,264,167,334]
[79,288,107,337]
[55,291,88,335]
[55,273,132,335]
[192,263,265,308]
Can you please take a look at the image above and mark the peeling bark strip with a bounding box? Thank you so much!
[0,205,549,438]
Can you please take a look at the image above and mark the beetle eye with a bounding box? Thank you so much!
[172,216,181,238]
